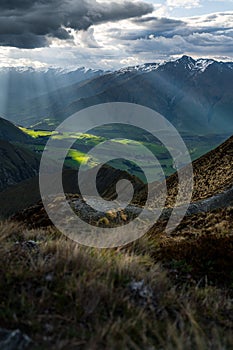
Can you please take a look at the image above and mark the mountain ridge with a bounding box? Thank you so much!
[7,55,232,135]
[0,66,104,123]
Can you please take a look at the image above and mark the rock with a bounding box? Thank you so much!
[15,240,40,253]
[0,328,32,350]
[22,240,39,250]
[45,273,54,282]
[129,280,154,302]
[129,280,153,297]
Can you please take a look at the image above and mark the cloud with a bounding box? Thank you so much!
[1,9,233,69]
[0,0,154,48]
[166,0,201,9]
[93,10,233,67]
[123,17,186,40]
[112,11,233,42]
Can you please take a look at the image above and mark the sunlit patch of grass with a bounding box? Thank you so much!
[20,127,106,145]
[51,132,106,144]
[67,149,91,165]
[19,127,55,138]
[66,149,98,168]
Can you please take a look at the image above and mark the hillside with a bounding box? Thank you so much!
[13,56,233,135]
[0,117,31,143]
[135,135,233,208]
[0,106,232,350]
[0,140,40,192]
[0,220,232,349]
[0,135,232,349]
[0,165,144,219]
[167,134,233,205]
[0,117,42,192]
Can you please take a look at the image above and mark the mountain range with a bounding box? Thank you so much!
[1,55,232,135]
[0,66,104,124]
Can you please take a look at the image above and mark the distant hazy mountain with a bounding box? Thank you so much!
[9,55,233,135]
[0,66,104,122]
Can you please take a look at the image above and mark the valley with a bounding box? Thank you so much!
[0,55,232,350]
[0,131,232,350]
[19,125,228,182]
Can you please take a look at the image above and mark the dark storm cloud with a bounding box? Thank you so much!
[0,34,48,49]
[0,0,154,48]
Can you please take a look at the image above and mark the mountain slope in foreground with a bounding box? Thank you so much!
[146,135,233,288]
[0,135,232,349]
[137,134,233,207]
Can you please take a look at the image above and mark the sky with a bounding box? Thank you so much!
[0,0,232,69]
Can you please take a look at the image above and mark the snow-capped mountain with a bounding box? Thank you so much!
[109,56,218,76]
[0,65,104,77]
[1,56,233,135]
[0,66,104,120]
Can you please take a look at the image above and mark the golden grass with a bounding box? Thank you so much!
[0,221,232,349]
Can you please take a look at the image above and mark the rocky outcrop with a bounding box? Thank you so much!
[0,328,32,350]
[12,184,233,229]
[159,185,233,221]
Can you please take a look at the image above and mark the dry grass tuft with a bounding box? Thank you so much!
[0,221,232,349]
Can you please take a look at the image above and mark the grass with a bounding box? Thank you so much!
[66,149,94,168]
[0,220,232,349]
[19,127,55,138]
[20,127,175,181]
[19,127,228,184]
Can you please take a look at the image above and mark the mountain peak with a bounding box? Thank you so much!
[115,55,217,75]
[179,55,195,63]
[168,55,215,73]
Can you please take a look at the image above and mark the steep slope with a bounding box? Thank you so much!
[0,117,41,191]
[166,134,233,206]
[146,136,233,286]
[0,117,31,143]
[15,56,233,135]
[0,140,40,192]
[135,134,233,208]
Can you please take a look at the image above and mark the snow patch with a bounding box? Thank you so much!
[194,59,214,72]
